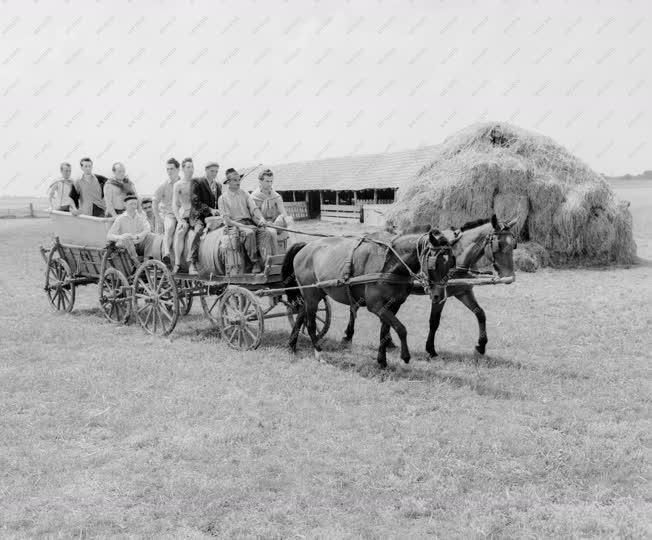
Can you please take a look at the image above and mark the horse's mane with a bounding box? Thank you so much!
[401,224,431,234]
[458,218,491,232]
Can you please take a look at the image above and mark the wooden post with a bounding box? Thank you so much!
[373,189,378,204]
[292,191,297,202]
[319,190,323,205]
[29,203,34,217]
[353,191,357,206]
[335,191,339,205]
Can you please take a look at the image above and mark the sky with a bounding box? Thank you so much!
[0,0,649,196]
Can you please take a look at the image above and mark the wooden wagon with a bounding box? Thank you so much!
[41,211,331,350]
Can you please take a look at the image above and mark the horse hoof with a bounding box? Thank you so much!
[475,345,486,355]
[340,337,352,348]
[402,356,410,364]
[427,350,438,359]
[314,350,324,363]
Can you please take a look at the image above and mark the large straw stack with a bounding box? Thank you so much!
[387,122,637,267]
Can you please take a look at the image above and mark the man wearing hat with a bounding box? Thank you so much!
[218,168,269,274]
[187,162,222,273]
[106,195,155,268]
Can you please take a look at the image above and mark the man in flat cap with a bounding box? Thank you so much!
[218,168,269,274]
[106,194,155,268]
[186,162,222,274]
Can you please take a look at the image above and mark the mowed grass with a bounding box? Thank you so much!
[1,213,651,538]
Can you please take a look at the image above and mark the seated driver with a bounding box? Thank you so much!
[218,168,269,274]
[250,168,293,254]
[106,195,155,268]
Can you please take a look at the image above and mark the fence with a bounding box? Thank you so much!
[320,204,362,223]
[284,201,309,220]
[0,203,49,219]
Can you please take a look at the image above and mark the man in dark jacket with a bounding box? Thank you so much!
[69,157,108,217]
[187,162,222,273]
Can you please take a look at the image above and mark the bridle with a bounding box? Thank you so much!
[456,228,514,271]
[361,232,453,301]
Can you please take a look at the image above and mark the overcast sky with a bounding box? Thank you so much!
[0,0,649,196]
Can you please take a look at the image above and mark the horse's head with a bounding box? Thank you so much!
[486,214,517,278]
[422,229,456,303]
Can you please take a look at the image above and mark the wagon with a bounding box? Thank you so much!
[41,211,331,350]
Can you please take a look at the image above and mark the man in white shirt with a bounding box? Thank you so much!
[106,195,154,268]
[70,157,107,216]
[47,162,75,211]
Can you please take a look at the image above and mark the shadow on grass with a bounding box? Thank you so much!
[260,329,524,400]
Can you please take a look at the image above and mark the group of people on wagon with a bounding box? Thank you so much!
[47,157,292,275]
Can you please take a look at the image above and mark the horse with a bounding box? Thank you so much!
[341,215,517,358]
[280,228,456,368]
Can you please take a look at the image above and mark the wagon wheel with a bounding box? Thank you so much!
[177,279,194,316]
[286,296,331,341]
[45,257,76,312]
[217,286,264,350]
[132,260,179,336]
[98,267,131,324]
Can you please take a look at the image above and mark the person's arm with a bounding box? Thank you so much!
[172,184,181,220]
[106,216,123,242]
[104,184,116,217]
[247,195,266,226]
[69,181,81,214]
[276,195,288,218]
[217,195,233,227]
[133,213,151,242]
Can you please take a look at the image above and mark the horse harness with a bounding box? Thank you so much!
[456,229,513,272]
[341,232,452,304]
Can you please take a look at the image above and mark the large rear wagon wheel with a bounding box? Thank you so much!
[217,286,264,350]
[132,260,179,336]
[286,296,331,341]
[99,267,131,324]
[45,258,76,312]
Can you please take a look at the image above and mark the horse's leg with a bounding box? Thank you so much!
[304,292,325,362]
[342,304,357,344]
[456,288,488,355]
[368,299,409,366]
[288,305,305,353]
[425,300,446,359]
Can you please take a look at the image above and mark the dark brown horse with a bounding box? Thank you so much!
[342,215,517,358]
[281,229,455,367]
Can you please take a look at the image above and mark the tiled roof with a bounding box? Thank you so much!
[239,145,440,192]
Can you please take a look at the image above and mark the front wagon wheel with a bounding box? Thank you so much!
[132,260,179,336]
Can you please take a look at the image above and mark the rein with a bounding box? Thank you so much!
[265,222,451,296]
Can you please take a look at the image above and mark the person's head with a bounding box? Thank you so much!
[112,162,126,180]
[224,168,241,190]
[60,162,72,180]
[258,168,274,191]
[205,162,219,182]
[124,195,138,216]
[166,157,180,180]
[80,157,93,175]
[141,197,153,216]
[182,157,194,179]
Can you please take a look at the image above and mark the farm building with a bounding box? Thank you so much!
[238,145,440,224]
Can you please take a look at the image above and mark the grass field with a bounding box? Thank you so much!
[1,195,651,538]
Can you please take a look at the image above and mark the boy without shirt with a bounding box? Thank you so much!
[171,157,195,273]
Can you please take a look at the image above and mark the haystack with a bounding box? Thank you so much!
[387,122,637,266]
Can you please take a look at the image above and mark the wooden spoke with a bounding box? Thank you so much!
[99,267,131,324]
[217,287,263,350]
[132,260,178,336]
[286,296,331,340]
[45,257,75,313]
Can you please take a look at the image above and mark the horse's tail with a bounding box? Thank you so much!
[281,242,306,305]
